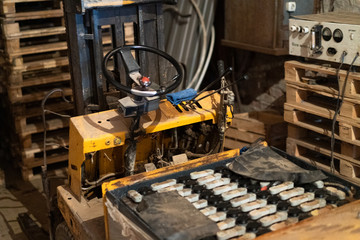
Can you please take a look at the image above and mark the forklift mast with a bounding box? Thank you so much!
[63,0,177,115]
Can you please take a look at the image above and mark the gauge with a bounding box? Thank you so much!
[333,29,343,43]
[322,27,332,41]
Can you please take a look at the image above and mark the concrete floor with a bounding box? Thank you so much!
[0,165,67,240]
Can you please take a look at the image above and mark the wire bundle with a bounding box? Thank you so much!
[330,52,359,173]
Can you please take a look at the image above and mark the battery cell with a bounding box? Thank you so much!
[249,205,277,220]
[197,173,222,185]
[200,206,217,216]
[259,212,288,227]
[289,192,315,206]
[190,169,215,179]
[217,218,236,230]
[209,212,227,222]
[269,182,294,195]
[300,199,327,212]
[216,226,246,240]
[279,187,305,200]
[127,190,143,203]
[222,188,247,201]
[214,183,238,195]
[151,179,176,191]
[205,178,231,189]
[230,193,257,208]
[241,199,267,212]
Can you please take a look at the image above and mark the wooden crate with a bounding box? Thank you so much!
[287,124,360,185]
[225,111,287,150]
[285,60,360,101]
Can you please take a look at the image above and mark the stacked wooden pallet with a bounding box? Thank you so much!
[284,60,360,185]
[224,111,287,150]
[0,0,72,179]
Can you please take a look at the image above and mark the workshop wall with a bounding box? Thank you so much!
[322,0,360,12]
[232,0,360,114]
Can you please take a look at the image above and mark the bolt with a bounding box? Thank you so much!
[105,140,110,145]
[114,137,121,145]
[357,211,360,219]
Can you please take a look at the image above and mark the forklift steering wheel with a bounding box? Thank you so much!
[102,45,183,97]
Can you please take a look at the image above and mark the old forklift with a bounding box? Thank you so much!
[52,1,360,240]
[55,0,236,239]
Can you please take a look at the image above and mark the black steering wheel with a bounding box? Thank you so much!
[102,45,183,97]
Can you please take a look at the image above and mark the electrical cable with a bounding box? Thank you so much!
[330,52,346,172]
[194,67,233,98]
[194,25,215,91]
[330,53,359,173]
[186,0,208,89]
[41,89,71,171]
[84,173,116,186]
[41,88,71,240]
[189,74,246,105]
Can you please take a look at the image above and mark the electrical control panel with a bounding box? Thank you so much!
[289,12,360,66]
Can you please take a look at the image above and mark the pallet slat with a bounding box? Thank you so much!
[8,86,72,103]
[3,25,66,39]
[5,41,67,57]
[16,56,68,71]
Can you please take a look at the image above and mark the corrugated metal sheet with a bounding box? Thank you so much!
[164,0,216,89]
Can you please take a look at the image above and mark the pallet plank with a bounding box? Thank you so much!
[3,26,66,39]
[6,41,67,57]
[8,86,72,103]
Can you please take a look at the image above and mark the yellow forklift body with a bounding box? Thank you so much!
[68,91,231,200]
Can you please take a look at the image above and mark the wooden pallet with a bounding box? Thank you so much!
[284,104,360,147]
[285,83,360,124]
[287,125,360,185]
[4,62,69,84]
[22,131,68,160]
[4,58,69,85]
[1,36,67,62]
[285,60,360,101]
[1,22,65,40]
[0,47,68,68]
[14,105,72,134]
[19,119,69,148]
[6,78,72,103]
[11,97,73,119]
[20,150,68,180]
[0,0,63,20]
[224,111,287,150]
